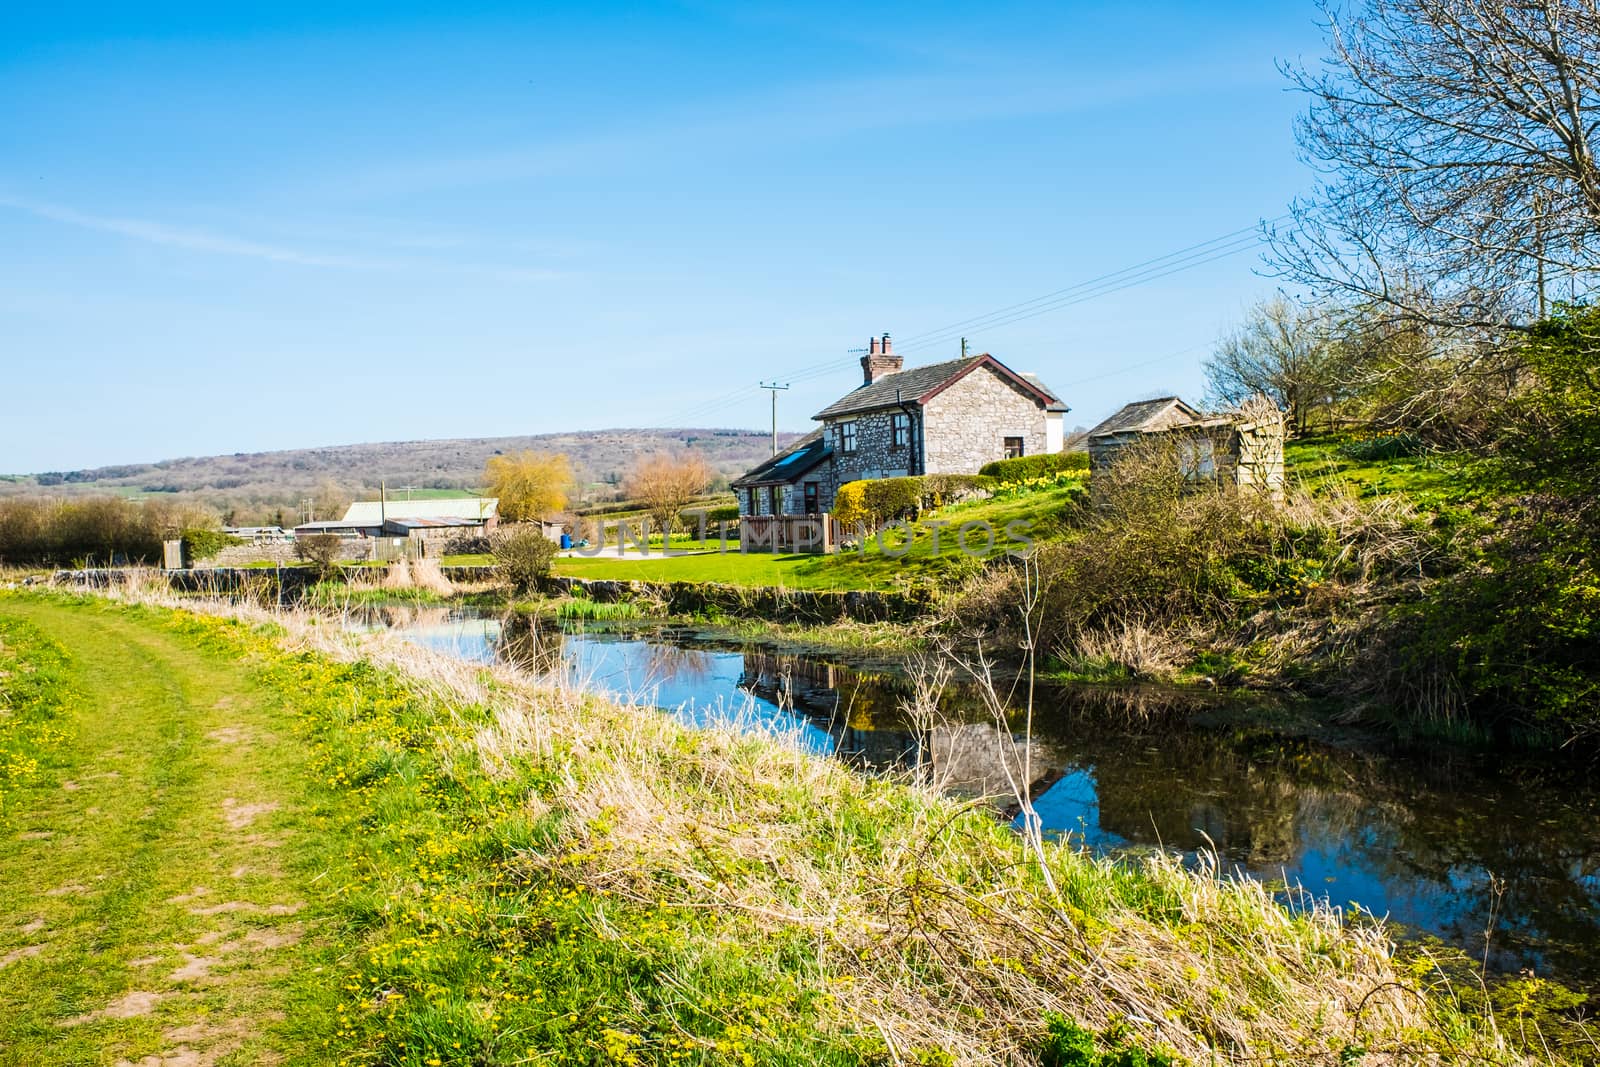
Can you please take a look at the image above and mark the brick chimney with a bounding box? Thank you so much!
[861,332,903,384]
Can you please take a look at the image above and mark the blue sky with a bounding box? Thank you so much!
[1,1,1326,473]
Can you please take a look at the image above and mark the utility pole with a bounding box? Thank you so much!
[960,337,968,358]
[759,381,790,456]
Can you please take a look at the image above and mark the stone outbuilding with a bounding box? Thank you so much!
[733,334,1069,519]
[1086,394,1286,500]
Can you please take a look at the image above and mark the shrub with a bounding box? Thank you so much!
[861,477,922,524]
[1374,494,1600,744]
[294,533,345,578]
[920,473,994,506]
[0,494,219,566]
[834,475,995,532]
[951,437,1388,665]
[832,482,869,529]
[1338,432,1422,461]
[180,527,243,563]
[491,525,559,592]
[979,452,1089,482]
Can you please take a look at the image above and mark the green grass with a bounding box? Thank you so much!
[0,597,344,1065]
[551,595,644,621]
[1284,435,1496,509]
[0,593,1550,1064]
[301,583,455,607]
[550,478,1087,592]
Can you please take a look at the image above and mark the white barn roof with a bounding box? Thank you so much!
[340,497,498,525]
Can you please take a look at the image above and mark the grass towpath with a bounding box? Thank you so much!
[0,597,336,1066]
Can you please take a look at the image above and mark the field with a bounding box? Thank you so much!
[0,590,1537,1065]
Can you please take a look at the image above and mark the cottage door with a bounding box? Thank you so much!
[803,483,818,514]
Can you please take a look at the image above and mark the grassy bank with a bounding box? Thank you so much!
[1,589,1558,1064]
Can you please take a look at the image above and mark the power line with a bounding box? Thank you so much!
[892,215,1287,349]
[894,233,1269,358]
[657,215,1280,426]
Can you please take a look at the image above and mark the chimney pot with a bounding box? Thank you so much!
[860,331,905,384]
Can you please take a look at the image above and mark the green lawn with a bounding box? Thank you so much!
[553,549,867,589]
[549,479,1087,591]
[0,598,342,1065]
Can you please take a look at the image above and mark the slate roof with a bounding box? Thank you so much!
[341,497,498,524]
[1019,373,1070,413]
[812,355,1064,420]
[730,429,831,488]
[1085,397,1204,438]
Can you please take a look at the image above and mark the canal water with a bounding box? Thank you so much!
[351,604,1600,992]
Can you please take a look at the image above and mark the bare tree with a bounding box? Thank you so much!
[1206,295,1350,434]
[623,452,711,536]
[1273,0,1600,332]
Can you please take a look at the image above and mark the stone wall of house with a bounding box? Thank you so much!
[824,408,919,485]
[921,365,1048,474]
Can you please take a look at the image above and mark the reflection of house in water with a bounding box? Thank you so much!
[736,650,1059,800]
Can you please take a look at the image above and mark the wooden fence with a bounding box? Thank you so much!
[738,513,843,554]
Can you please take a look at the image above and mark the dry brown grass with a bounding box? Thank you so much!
[75,581,1537,1065]
[380,558,455,596]
[1059,618,1190,682]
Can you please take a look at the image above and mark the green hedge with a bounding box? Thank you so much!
[180,528,244,563]
[834,474,993,527]
[979,452,1089,482]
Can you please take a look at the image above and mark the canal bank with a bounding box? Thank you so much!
[351,602,1600,999]
[16,589,1553,1065]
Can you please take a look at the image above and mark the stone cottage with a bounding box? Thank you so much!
[733,334,1068,518]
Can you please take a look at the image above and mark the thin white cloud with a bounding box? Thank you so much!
[0,194,397,268]
[0,193,567,282]
[338,62,1272,196]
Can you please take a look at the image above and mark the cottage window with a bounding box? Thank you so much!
[766,486,780,515]
[1003,436,1024,459]
[1178,436,1216,481]
[891,412,909,449]
[840,421,858,453]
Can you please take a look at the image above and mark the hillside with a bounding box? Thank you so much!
[3,428,802,515]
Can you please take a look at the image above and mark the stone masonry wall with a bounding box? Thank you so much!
[824,408,919,486]
[921,364,1048,474]
[209,540,376,567]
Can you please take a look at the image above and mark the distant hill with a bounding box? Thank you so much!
[4,428,802,520]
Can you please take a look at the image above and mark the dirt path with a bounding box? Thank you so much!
[0,599,329,1066]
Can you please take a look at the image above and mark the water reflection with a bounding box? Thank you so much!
[347,606,1600,991]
